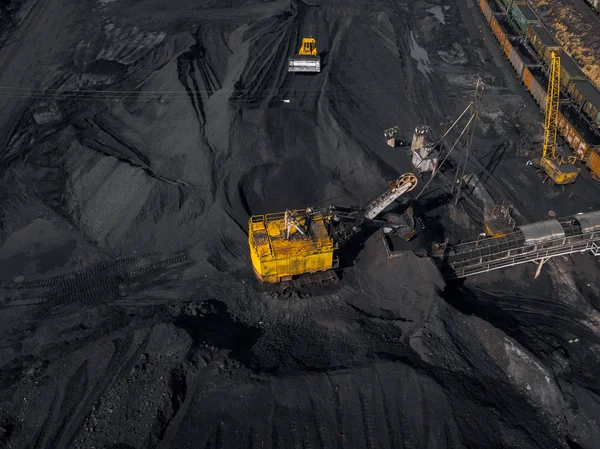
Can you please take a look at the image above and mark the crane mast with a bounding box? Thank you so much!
[539,51,580,185]
[542,52,560,160]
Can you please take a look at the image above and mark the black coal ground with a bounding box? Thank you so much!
[1,0,600,448]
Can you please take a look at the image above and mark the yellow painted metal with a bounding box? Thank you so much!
[298,37,318,56]
[484,223,507,238]
[541,52,580,185]
[542,51,560,161]
[540,156,579,185]
[248,210,334,283]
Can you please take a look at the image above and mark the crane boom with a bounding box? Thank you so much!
[542,52,560,160]
[539,51,580,185]
[363,173,418,220]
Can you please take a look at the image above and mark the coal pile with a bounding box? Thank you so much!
[0,0,599,448]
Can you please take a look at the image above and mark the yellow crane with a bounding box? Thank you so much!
[539,51,580,185]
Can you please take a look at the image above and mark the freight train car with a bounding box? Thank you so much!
[489,14,508,47]
[502,28,512,57]
[501,0,514,10]
[582,84,600,129]
[509,2,540,33]
[525,24,561,67]
[522,66,548,112]
[508,38,526,77]
[569,80,600,128]
[558,104,600,160]
[587,150,600,182]
[569,80,593,108]
[583,0,599,14]
[559,51,587,90]
[480,0,493,22]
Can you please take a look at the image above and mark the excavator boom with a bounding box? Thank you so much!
[363,173,417,220]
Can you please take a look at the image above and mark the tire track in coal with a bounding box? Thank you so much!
[60,330,151,449]
[219,228,249,260]
[48,277,120,309]
[302,425,314,449]
[359,386,377,449]
[290,421,301,449]
[233,11,296,107]
[309,395,327,449]
[329,375,346,449]
[29,391,60,449]
[45,361,89,449]
[0,252,192,310]
[399,414,412,449]
[216,421,226,449]
[468,287,600,342]
[375,368,397,449]
[155,363,222,449]
[113,297,193,309]
[0,251,159,289]
[0,296,47,308]
[29,329,149,449]
[248,427,262,449]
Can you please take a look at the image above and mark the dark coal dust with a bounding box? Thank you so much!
[0,0,599,448]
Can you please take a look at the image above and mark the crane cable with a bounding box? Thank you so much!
[0,82,481,102]
[415,104,476,201]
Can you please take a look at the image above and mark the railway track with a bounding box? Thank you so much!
[0,251,193,309]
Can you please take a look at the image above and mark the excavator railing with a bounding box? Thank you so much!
[445,230,600,279]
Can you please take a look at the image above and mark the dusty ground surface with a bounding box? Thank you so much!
[531,0,600,89]
[1,0,600,448]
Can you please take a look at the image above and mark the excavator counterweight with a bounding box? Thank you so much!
[288,37,321,73]
[248,173,417,283]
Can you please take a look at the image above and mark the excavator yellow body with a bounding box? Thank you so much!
[288,37,321,73]
[248,210,334,283]
[540,156,579,185]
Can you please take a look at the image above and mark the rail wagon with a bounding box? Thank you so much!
[502,33,513,58]
[522,66,548,112]
[558,104,600,160]
[583,0,599,14]
[508,38,526,78]
[501,0,514,10]
[525,24,561,67]
[509,2,540,33]
[568,80,600,128]
[479,0,493,23]
[581,83,600,129]
[489,14,507,47]
[587,150,600,182]
[568,80,593,109]
[559,51,587,90]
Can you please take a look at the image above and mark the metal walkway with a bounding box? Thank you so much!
[444,211,600,279]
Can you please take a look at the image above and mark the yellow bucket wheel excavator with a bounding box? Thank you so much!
[288,37,321,73]
[248,173,418,284]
